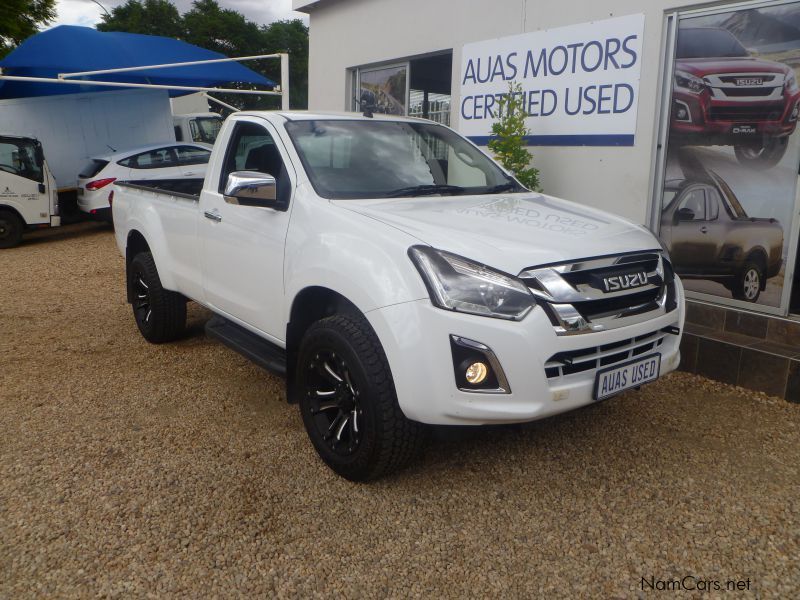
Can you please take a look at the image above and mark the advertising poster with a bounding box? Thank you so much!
[659,3,800,308]
[459,14,644,146]
[357,65,407,115]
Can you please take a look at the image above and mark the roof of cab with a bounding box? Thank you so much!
[237,110,428,123]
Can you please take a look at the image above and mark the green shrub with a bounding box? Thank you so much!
[488,82,542,192]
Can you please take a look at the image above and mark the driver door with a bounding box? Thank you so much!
[199,118,295,343]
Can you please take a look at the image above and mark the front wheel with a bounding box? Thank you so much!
[297,314,424,481]
[734,137,788,170]
[128,252,186,343]
[0,210,23,249]
[732,261,763,303]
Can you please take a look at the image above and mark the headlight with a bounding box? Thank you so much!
[408,246,535,320]
[785,70,798,93]
[674,70,705,94]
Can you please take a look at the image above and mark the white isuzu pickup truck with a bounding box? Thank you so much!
[113,111,685,480]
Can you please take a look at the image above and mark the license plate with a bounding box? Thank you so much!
[593,353,661,401]
[731,124,757,134]
[736,78,762,86]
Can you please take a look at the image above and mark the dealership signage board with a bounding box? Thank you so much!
[459,14,645,146]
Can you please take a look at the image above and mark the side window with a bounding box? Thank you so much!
[220,121,285,192]
[189,120,200,143]
[705,187,720,220]
[118,156,134,168]
[130,148,178,170]
[174,125,183,141]
[0,139,43,182]
[677,188,706,221]
[176,146,211,165]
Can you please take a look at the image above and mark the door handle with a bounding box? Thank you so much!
[700,226,708,233]
[204,209,222,222]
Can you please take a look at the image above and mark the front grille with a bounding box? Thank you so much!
[709,103,785,122]
[544,331,668,379]
[720,87,775,97]
[519,252,676,335]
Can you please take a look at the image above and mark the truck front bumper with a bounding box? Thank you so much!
[367,279,685,426]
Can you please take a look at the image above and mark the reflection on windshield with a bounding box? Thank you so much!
[285,119,523,199]
[194,117,222,144]
[0,137,43,182]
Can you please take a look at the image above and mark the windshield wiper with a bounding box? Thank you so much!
[485,181,523,194]
[386,184,466,198]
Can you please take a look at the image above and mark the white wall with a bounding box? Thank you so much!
[302,0,700,224]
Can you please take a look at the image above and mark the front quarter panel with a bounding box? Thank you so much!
[283,185,429,320]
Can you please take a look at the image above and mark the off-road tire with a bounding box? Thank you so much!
[297,314,424,481]
[0,210,23,249]
[128,251,186,343]
[732,260,763,303]
[734,137,788,170]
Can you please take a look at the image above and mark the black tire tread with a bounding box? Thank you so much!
[302,314,424,480]
[0,209,24,249]
[732,260,762,303]
[129,252,186,343]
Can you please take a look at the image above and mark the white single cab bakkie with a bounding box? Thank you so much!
[112,111,685,480]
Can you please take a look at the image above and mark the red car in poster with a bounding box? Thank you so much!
[671,27,800,169]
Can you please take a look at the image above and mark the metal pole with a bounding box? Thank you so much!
[203,93,239,112]
[0,75,282,95]
[280,53,290,110]
[59,54,282,79]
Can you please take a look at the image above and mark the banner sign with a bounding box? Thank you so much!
[459,14,645,146]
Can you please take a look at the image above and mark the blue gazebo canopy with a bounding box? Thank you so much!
[0,25,275,99]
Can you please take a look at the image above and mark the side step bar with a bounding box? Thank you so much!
[205,316,287,377]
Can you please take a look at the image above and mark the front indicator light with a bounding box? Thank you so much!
[465,362,488,384]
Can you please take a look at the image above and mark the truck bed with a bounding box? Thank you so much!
[115,178,205,200]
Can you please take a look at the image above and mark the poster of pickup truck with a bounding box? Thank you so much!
[660,170,783,303]
[662,3,800,310]
[672,23,800,169]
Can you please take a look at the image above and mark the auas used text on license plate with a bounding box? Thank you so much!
[594,354,661,400]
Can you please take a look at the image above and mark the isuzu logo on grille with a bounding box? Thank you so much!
[601,271,649,292]
[735,77,763,86]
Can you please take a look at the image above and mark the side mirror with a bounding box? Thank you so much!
[224,171,287,211]
[675,207,695,222]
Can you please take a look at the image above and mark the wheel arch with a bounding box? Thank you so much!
[125,229,152,302]
[0,204,26,226]
[285,286,366,403]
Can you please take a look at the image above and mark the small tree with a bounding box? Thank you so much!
[488,82,541,192]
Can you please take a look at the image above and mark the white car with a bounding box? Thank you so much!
[112,111,685,481]
[77,142,212,220]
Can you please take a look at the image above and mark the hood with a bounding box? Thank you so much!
[676,56,789,76]
[334,193,660,275]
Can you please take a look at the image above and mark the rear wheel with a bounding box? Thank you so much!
[734,137,788,170]
[128,252,186,343]
[732,261,763,303]
[297,314,424,481]
[0,210,23,249]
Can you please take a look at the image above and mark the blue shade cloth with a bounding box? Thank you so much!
[0,25,275,98]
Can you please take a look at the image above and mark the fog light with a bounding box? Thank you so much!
[465,362,488,384]
[676,107,688,120]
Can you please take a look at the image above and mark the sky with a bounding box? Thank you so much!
[51,0,308,29]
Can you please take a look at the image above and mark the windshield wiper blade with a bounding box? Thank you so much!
[386,184,466,198]
[485,182,522,194]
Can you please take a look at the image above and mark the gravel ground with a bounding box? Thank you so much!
[2,222,800,598]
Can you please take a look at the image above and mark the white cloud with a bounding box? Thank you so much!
[51,0,307,29]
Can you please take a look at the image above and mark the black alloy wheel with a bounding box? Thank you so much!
[305,348,363,456]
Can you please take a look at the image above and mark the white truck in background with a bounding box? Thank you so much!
[173,112,224,145]
[0,134,59,248]
[0,88,176,191]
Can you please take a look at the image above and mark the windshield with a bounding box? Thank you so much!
[284,119,523,199]
[191,116,223,144]
[676,28,749,59]
[0,137,43,182]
